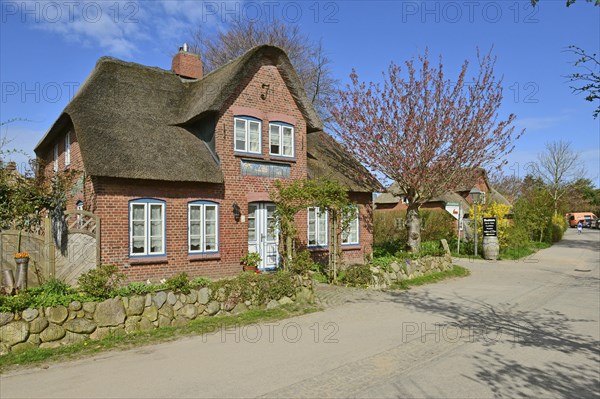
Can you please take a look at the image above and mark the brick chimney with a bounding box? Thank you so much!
[171,43,203,80]
[6,161,16,173]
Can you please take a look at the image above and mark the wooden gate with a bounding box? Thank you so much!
[0,210,100,287]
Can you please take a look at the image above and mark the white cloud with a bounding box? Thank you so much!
[21,0,147,58]
[515,115,567,131]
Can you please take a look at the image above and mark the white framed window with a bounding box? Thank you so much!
[269,123,294,157]
[308,207,328,247]
[342,206,360,245]
[188,201,219,253]
[53,144,58,173]
[64,132,71,167]
[129,199,165,256]
[234,117,261,154]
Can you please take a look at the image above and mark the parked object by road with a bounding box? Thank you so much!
[567,212,597,227]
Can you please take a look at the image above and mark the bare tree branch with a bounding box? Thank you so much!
[189,20,338,123]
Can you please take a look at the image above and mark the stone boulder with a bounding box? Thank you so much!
[127,296,146,316]
[0,321,29,345]
[64,318,97,334]
[0,312,14,327]
[94,298,126,327]
[47,306,68,324]
[152,291,167,309]
[198,288,210,305]
[29,317,49,334]
[266,300,280,310]
[278,296,293,306]
[40,324,65,342]
[206,301,220,316]
[167,292,177,306]
[69,301,82,311]
[22,308,39,322]
[142,305,159,322]
[232,303,248,315]
[179,304,197,319]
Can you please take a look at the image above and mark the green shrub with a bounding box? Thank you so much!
[190,276,211,288]
[27,278,73,296]
[289,250,316,275]
[419,240,445,257]
[340,264,373,288]
[164,272,191,294]
[551,223,564,243]
[77,264,125,299]
[116,282,164,296]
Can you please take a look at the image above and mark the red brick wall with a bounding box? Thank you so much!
[39,125,96,213]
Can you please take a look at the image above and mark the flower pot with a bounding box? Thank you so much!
[15,258,29,290]
[243,264,258,272]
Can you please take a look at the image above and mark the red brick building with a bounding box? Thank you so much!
[35,45,381,281]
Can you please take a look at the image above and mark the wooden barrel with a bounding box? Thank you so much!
[483,236,500,260]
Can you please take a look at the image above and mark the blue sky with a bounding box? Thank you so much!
[1,0,599,186]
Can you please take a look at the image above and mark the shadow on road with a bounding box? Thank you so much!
[385,289,600,397]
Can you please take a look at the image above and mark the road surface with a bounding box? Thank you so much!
[1,228,599,398]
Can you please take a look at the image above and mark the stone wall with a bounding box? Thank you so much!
[370,254,453,289]
[0,275,314,355]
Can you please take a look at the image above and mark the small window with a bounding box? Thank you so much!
[53,144,58,173]
[269,123,294,157]
[64,132,71,167]
[188,201,219,253]
[76,200,84,210]
[234,117,261,154]
[129,199,165,256]
[342,206,360,245]
[308,207,328,247]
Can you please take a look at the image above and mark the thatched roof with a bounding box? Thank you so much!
[307,131,383,193]
[35,45,327,184]
[375,173,512,207]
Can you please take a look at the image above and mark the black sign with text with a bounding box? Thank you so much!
[483,218,497,237]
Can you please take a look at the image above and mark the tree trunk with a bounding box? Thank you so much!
[406,203,421,252]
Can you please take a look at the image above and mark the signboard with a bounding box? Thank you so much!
[445,202,461,220]
[483,218,497,237]
[241,160,290,179]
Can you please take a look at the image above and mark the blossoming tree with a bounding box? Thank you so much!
[329,50,523,251]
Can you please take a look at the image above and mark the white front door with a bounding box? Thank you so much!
[248,203,279,270]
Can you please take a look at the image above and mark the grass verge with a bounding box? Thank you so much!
[499,241,551,260]
[0,304,319,374]
[391,265,470,290]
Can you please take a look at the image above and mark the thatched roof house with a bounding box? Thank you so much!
[34,45,381,279]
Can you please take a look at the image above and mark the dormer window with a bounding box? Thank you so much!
[234,117,261,154]
[269,123,294,157]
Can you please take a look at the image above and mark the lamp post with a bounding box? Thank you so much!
[469,187,483,257]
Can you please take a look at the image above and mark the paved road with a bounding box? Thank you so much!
[1,229,599,398]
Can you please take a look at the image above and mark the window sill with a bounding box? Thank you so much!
[188,253,221,261]
[342,245,361,251]
[268,155,296,163]
[128,256,168,265]
[308,246,329,252]
[234,152,264,160]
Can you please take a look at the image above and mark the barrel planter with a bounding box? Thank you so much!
[483,236,500,260]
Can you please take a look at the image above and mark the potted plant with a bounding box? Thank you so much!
[240,252,261,272]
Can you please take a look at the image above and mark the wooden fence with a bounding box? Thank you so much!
[0,210,100,287]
